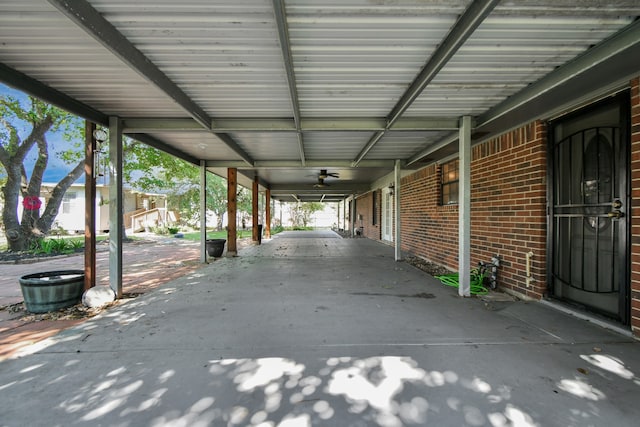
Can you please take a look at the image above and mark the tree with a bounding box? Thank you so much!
[0,90,244,250]
[0,95,84,251]
[131,154,231,231]
[289,202,325,228]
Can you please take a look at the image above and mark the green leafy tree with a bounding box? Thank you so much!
[0,95,84,251]
[289,202,324,228]
[131,152,246,232]
[0,90,242,250]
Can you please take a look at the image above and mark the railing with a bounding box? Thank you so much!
[129,208,167,232]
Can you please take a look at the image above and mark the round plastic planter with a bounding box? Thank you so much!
[19,270,85,313]
[205,239,226,258]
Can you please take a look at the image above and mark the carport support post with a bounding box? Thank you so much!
[108,116,123,298]
[394,159,402,261]
[199,160,207,263]
[252,176,259,243]
[458,115,472,297]
[343,199,347,231]
[350,196,356,236]
[227,168,238,256]
[84,121,96,291]
[265,188,271,238]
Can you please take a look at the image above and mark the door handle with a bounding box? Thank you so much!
[607,210,624,219]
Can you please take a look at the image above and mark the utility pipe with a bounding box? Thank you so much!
[526,251,534,287]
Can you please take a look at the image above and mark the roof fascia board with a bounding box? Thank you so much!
[0,63,108,126]
[478,18,640,128]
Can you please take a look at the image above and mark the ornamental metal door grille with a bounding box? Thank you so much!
[549,95,629,322]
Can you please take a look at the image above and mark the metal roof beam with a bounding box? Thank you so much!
[216,134,254,166]
[478,18,640,128]
[387,0,499,125]
[47,0,254,166]
[47,0,210,130]
[270,183,370,193]
[352,0,499,166]
[123,117,462,133]
[205,159,397,169]
[126,133,200,166]
[122,118,204,133]
[0,63,108,126]
[272,0,306,165]
[406,132,459,167]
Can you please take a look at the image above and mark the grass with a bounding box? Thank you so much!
[179,229,253,241]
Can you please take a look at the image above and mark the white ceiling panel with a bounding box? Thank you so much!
[1,0,639,201]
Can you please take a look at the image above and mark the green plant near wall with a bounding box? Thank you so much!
[29,237,83,255]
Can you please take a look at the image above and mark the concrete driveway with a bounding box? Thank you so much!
[1,230,639,426]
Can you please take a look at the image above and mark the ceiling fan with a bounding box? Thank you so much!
[314,177,329,188]
[318,169,339,179]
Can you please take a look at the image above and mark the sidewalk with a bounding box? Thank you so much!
[0,235,234,360]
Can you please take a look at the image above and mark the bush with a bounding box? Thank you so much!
[30,237,81,255]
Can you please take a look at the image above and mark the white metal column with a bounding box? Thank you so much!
[394,159,402,261]
[458,116,472,297]
[200,160,207,263]
[108,117,123,298]
[350,195,356,236]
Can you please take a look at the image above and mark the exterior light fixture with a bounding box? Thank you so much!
[93,128,108,143]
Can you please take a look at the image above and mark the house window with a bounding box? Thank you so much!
[372,191,377,225]
[62,192,76,214]
[441,159,459,205]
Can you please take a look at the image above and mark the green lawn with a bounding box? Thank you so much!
[179,229,253,241]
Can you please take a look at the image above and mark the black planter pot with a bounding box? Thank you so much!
[19,270,85,313]
[205,239,226,258]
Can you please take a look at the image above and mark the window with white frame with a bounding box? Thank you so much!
[62,192,76,214]
[441,159,459,205]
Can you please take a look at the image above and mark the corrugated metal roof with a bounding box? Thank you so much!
[1,0,639,201]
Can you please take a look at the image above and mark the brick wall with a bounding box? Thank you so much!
[630,77,640,336]
[401,165,459,267]
[396,77,640,337]
[470,121,548,299]
[356,191,381,240]
[400,122,547,298]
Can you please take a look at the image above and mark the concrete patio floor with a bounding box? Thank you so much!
[1,230,639,426]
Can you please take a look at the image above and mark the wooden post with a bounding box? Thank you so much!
[265,188,271,238]
[252,176,259,243]
[84,121,96,291]
[227,168,238,256]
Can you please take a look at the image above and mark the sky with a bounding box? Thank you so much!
[1,82,86,183]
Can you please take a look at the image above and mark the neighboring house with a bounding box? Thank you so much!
[17,183,170,234]
[350,79,640,335]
